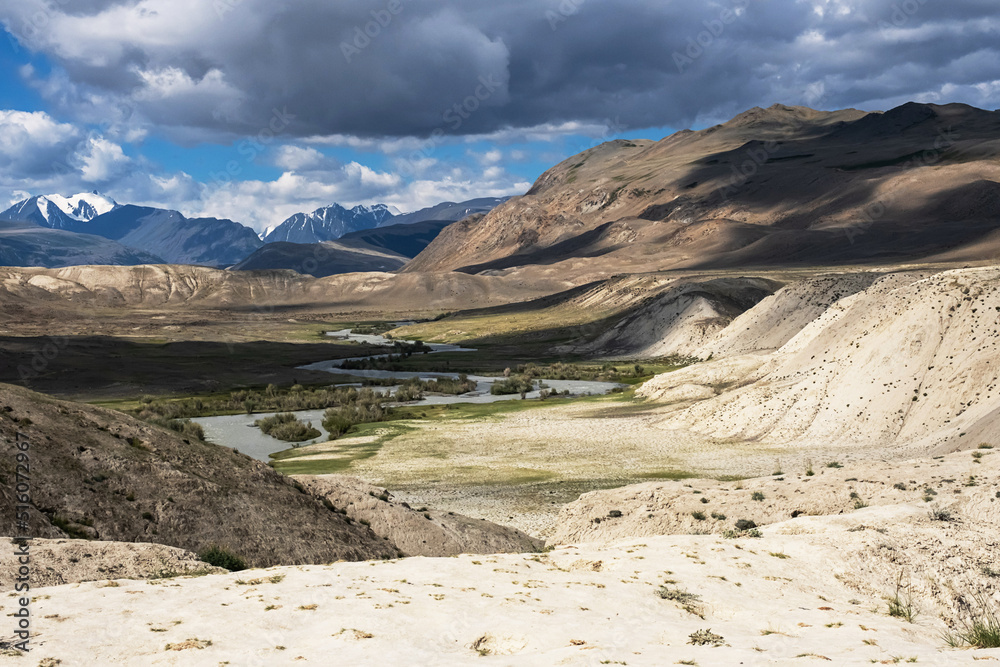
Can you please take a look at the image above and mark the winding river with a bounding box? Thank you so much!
[193,329,626,462]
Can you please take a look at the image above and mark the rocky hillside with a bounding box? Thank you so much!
[406,103,1000,278]
[18,450,1000,664]
[299,476,542,557]
[0,383,397,567]
[639,267,1000,452]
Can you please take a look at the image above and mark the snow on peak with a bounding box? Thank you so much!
[43,192,119,221]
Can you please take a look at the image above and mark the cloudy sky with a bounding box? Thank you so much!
[1,0,998,231]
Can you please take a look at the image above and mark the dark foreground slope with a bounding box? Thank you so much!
[0,383,397,567]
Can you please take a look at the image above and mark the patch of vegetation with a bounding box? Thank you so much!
[198,545,247,572]
[751,491,765,501]
[321,387,387,436]
[687,629,724,646]
[657,586,703,617]
[254,413,321,442]
[490,374,536,396]
[691,511,706,521]
[943,590,1000,648]
[886,572,917,623]
[927,505,954,522]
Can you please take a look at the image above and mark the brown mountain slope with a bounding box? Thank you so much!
[0,383,397,567]
[405,103,1000,278]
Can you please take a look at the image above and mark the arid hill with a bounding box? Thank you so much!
[406,103,1000,279]
[0,383,397,567]
[639,267,1000,453]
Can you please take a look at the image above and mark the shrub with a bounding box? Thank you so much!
[656,586,702,616]
[254,413,320,442]
[826,461,843,468]
[928,506,954,522]
[691,511,706,521]
[688,629,724,646]
[710,511,726,521]
[199,545,247,572]
[734,519,757,532]
[490,375,535,396]
[751,491,765,501]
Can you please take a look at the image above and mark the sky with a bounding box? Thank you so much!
[0,0,998,232]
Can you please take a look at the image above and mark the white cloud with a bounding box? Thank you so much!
[75,136,131,183]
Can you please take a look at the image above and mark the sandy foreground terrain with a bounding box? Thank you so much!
[4,448,997,666]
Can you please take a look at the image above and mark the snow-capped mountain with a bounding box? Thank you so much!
[262,204,400,244]
[1,194,262,268]
[2,191,120,230]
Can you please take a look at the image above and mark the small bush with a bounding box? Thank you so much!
[657,585,703,617]
[928,506,954,522]
[826,461,843,468]
[199,545,247,572]
[608,510,623,518]
[691,511,706,521]
[751,491,765,501]
[688,629,724,646]
[943,590,1000,648]
[710,511,726,520]
[734,519,757,532]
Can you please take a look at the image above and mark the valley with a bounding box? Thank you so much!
[2,102,999,665]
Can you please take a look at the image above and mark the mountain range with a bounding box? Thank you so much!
[260,197,507,244]
[261,203,400,243]
[406,102,1000,278]
[0,194,507,270]
[0,194,263,268]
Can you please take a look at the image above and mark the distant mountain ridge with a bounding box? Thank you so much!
[2,194,262,267]
[262,197,509,244]
[0,219,164,268]
[0,193,508,269]
[382,197,508,228]
[262,204,400,244]
[232,218,455,277]
[4,192,120,229]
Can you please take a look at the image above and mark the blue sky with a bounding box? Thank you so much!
[1,1,997,231]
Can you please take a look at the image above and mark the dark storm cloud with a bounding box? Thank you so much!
[2,0,999,140]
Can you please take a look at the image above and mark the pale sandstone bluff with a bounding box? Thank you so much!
[8,456,999,665]
[639,267,1000,452]
[0,539,223,589]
